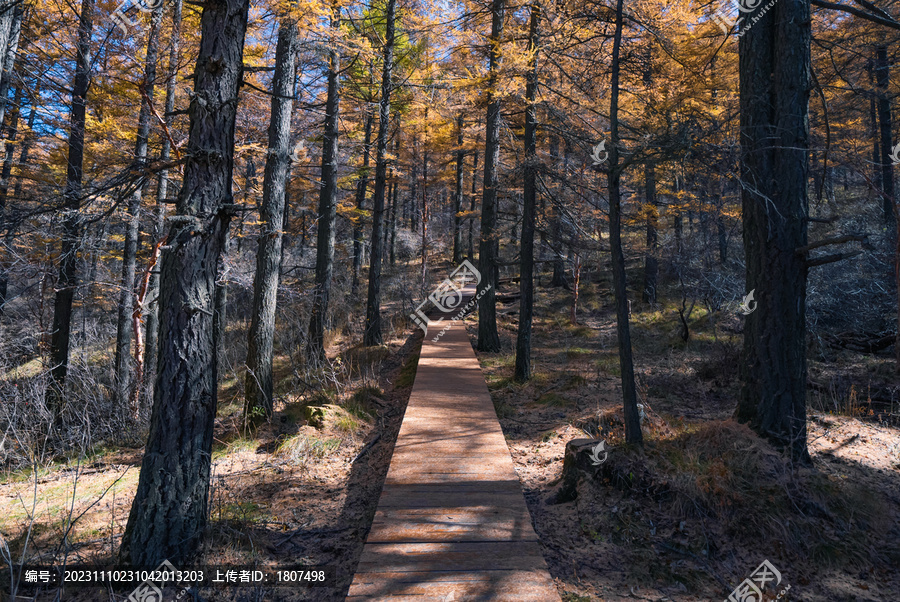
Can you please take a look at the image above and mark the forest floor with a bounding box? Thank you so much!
[2,267,900,601]
[474,275,900,602]
[1,320,424,601]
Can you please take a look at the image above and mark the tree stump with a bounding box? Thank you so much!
[547,438,606,505]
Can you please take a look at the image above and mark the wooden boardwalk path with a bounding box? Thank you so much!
[347,312,560,600]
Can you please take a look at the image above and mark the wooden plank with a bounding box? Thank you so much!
[347,317,560,600]
[376,490,528,509]
[347,570,556,600]
[367,508,539,542]
[355,542,550,572]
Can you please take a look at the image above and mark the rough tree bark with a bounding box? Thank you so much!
[243,17,298,427]
[307,22,341,360]
[608,0,643,445]
[514,2,539,383]
[363,0,395,347]
[477,0,504,353]
[735,0,811,464]
[143,0,183,411]
[119,0,251,566]
[115,6,163,412]
[49,0,94,418]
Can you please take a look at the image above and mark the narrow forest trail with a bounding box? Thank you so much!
[346,294,561,601]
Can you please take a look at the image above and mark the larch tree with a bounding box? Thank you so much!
[48,0,94,420]
[120,0,252,566]
[514,1,539,382]
[476,0,503,353]
[143,0,184,410]
[244,15,299,427]
[363,0,396,347]
[735,0,812,463]
[114,5,164,412]
[307,9,342,360]
[607,0,643,445]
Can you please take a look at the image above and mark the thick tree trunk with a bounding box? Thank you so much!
[144,0,183,412]
[453,114,464,264]
[352,110,373,295]
[119,0,251,566]
[307,34,341,360]
[115,7,163,412]
[49,0,94,418]
[642,163,658,303]
[244,18,298,427]
[477,0,504,353]
[363,0,395,347]
[514,3,539,382]
[608,0,642,446]
[875,45,895,225]
[735,0,811,464]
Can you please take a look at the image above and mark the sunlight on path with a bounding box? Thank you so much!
[347,318,561,600]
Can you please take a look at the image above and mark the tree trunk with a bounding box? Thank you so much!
[875,45,895,225]
[352,110,374,295]
[115,6,163,412]
[215,264,227,373]
[673,174,683,254]
[143,0,183,412]
[119,0,251,566]
[514,2,539,382]
[244,17,298,427]
[608,0,642,446]
[468,134,479,260]
[453,114,464,264]
[548,135,567,288]
[735,0,811,464]
[0,90,36,322]
[420,107,429,283]
[867,59,882,199]
[0,84,24,321]
[477,0,504,353]
[363,0,395,347]
[389,135,399,265]
[307,24,341,360]
[0,1,22,129]
[49,0,94,419]
[642,163,658,303]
